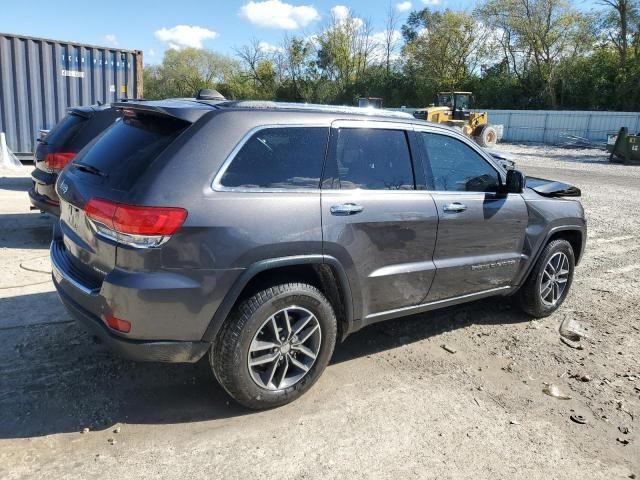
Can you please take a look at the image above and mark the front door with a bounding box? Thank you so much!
[415,130,528,301]
[321,122,439,321]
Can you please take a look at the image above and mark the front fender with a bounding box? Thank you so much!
[514,221,586,288]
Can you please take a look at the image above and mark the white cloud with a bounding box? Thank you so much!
[331,5,349,21]
[330,5,364,29]
[258,41,284,54]
[148,49,156,57]
[396,1,412,12]
[154,25,219,50]
[422,0,441,5]
[101,34,118,47]
[240,0,320,29]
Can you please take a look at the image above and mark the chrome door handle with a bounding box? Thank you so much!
[443,202,467,213]
[330,203,364,216]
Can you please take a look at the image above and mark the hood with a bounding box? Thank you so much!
[526,177,581,197]
[485,149,516,170]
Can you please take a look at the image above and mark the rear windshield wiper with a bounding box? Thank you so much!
[73,163,107,177]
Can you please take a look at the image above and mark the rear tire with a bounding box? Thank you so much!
[211,283,337,409]
[476,125,498,147]
[517,239,575,318]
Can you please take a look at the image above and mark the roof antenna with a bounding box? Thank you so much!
[196,89,225,101]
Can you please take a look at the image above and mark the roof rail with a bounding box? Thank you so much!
[217,101,414,119]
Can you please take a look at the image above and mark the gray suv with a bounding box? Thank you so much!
[52,100,586,409]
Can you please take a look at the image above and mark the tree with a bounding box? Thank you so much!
[141,1,640,111]
[401,8,494,104]
[478,0,594,108]
[598,0,640,108]
[234,38,278,99]
[315,7,376,99]
[382,4,401,75]
[143,48,239,99]
[278,35,323,102]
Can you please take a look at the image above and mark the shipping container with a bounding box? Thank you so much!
[0,32,143,156]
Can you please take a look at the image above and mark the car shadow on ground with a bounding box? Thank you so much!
[333,298,530,365]
[0,213,55,249]
[0,288,530,439]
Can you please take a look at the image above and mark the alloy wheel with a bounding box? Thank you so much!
[247,306,322,390]
[540,252,570,306]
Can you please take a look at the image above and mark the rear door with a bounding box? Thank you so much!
[321,121,439,321]
[415,129,528,301]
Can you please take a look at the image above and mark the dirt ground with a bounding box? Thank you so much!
[0,144,638,479]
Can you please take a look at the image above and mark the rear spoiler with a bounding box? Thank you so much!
[111,100,215,123]
[67,107,94,119]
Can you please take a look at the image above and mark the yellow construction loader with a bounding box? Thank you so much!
[412,91,499,147]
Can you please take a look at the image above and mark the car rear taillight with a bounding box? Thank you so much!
[85,197,187,248]
[45,152,76,170]
[103,314,131,333]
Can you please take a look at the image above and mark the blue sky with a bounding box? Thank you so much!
[1,0,601,64]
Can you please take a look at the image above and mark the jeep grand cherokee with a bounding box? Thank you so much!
[52,100,586,409]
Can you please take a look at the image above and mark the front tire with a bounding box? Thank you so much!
[211,283,337,409]
[517,239,575,318]
[475,125,498,147]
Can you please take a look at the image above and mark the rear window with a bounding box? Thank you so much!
[44,113,87,146]
[219,127,329,189]
[73,114,188,190]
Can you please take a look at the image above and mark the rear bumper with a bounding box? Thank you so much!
[54,275,210,363]
[50,237,216,363]
[29,168,60,216]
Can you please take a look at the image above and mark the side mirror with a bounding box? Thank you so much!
[505,169,525,194]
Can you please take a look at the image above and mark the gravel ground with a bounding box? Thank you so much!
[0,144,638,479]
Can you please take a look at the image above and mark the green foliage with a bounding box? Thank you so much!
[143,48,240,99]
[401,8,497,106]
[143,0,640,111]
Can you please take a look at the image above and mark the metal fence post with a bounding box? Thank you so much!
[541,112,550,144]
[585,113,593,140]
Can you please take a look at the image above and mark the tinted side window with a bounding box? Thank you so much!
[220,127,329,189]
[334,128,414,190]
[420,133,499,192]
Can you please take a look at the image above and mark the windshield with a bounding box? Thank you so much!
[454,94,471,110]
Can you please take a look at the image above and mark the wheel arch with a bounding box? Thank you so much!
[201,255,355,343]
[515,225,585,290]
[547,229,584,265]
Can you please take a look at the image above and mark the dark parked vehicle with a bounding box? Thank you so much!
[29,104,120,215]
[51,100,586,409]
